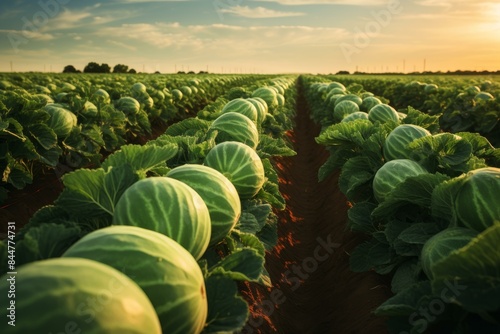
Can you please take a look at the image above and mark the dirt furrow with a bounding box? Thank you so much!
[242,80,391,333]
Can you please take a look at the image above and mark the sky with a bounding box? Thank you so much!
[0,0,499,74]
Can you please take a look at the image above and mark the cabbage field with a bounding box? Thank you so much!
[0,72,499,333]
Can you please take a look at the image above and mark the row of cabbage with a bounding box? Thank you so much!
[321,75,500,147]
[0,76,297,333]
[0,73,275,204]
[302,75,500,334]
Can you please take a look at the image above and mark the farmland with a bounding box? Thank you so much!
[1,72,499,333]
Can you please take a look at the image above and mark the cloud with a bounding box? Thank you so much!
[107,40,138,51]
[94,22,349,56]
[36,5,135,32]
[399,13,450,19]
[413,0,491,9]
[95,23,180,48]
[414,0,456,7]
[254,0,389,5]
[41,9,92,31]
[91,15,128,25]
[219,5,304,18]
[0,29,55,41]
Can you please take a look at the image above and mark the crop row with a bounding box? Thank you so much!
[317,74,500,146]
[0,73,282,205]
[0,75,298,333]
[302,75,500,333]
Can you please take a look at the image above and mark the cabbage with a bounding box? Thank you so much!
[383,124,431,161]
[424,84,438,94]
[328,87,346,95]
[373,159,428,203]
[341,111,369,123]
[327,94,346,109]
[180,86,193,96]
[116,96,141,115]
[327,81,346,91]
[421,227,477,279]
[60,82,76,92]
[82,101,98,117]
[360,96,382,112]
[466,86,481,94]
[334,94,363,107]
[43,104,77,138]
[454,167,500,232]
[474,92,494,101]
[131,82,147,96]
[333,100,359,122]
[92,89,110,104]
[368,104,399,123]
[171,89,183,101]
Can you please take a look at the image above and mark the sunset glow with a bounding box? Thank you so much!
[0,0,498,73]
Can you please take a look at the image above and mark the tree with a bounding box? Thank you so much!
[113,64,129,73]
[63,65,78,73]
[100,63,111,73]
[128,68,137,74]
[83,62,111,73]
[83,62,101,73]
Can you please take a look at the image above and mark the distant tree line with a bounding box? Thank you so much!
[176,70,208,74]
[335,70,500,75]
[62,62,213,75]
[60,61,248,75]
[63,62,137,74]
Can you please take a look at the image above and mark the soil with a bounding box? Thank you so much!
[240,81,392,333]
[0,170,64,236]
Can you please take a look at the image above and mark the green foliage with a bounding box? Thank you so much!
[431,223,500,313]
[306,75,500,332]
[0,73,277,204]
[1,74,298,334]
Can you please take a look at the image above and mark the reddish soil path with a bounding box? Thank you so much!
[0,171,64,235]
[241,81,392,333]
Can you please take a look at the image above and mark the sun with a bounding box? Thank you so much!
[485,3,500,22]
[475,3,500,34]
[491,3,500,17]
